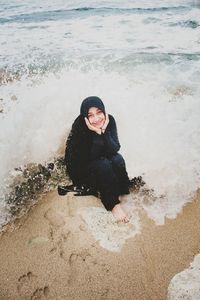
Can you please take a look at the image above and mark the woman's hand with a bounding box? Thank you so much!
[85,117,101,135]
[101,113,109,133]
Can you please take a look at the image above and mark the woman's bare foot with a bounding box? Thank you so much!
[112,204,129,223]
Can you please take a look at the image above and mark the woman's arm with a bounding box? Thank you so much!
[103,114,120,154]
[90,114,120,160]
[90,133,105,160]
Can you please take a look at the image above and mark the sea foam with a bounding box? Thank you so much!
[167,254,200,300]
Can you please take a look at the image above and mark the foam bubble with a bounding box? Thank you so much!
[167,254,200,300]
[78,206,140,252]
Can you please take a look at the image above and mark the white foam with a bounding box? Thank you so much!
[78,206,140,252]
[167,254,200,300]
[0,62,200,226]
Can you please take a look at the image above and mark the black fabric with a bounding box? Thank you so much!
[90,115,120,160]
[80,96,105,117]
[64,115,92,186]
[64,113,130,210]
[110,153,130,195]
[87,154,129,210]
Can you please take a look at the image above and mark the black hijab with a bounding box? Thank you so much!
[80,96,105,118]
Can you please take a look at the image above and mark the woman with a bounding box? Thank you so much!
[64,96,131,222]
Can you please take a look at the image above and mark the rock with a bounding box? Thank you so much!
[0,69,20,85]
[5,156,69,218]
[6,163,51,214]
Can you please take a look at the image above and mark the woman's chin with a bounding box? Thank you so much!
[92,124,103,129]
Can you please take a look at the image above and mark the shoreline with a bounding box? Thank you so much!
[0,190,200,299]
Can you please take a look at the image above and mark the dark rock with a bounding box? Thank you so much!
[5,156,70,218]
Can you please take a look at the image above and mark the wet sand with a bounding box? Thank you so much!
[0,189,200,300]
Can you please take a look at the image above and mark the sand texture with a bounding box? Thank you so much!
[0,190,200,300]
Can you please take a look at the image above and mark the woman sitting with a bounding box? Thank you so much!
[65,96,132,223]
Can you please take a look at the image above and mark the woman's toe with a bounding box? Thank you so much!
[124,216,129,223]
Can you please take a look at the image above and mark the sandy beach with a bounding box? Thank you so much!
[1,1,200,299]
[0,189,200,300]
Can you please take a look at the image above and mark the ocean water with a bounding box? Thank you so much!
[167,254,200,299]
[0,0,200,227]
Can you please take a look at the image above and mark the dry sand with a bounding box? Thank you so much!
[0,189,200,300]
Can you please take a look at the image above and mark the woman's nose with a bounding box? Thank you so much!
[93,114,99,122]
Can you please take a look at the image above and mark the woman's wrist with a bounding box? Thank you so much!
[95,127,106,135]
[96,129,102,135]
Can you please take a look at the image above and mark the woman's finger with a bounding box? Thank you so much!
[85,117,99,132]
[85,117,93,130]
[84,117,90,127]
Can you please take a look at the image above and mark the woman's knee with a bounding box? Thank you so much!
[96,158,113,176]
[89,158,113,177]
[111,153,125,168]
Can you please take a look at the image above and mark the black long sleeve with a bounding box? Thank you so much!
[103,115,120,153]
[65,114,121,183]
[90,115,120,160]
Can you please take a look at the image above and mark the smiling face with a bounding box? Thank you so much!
[88,107,106,129]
